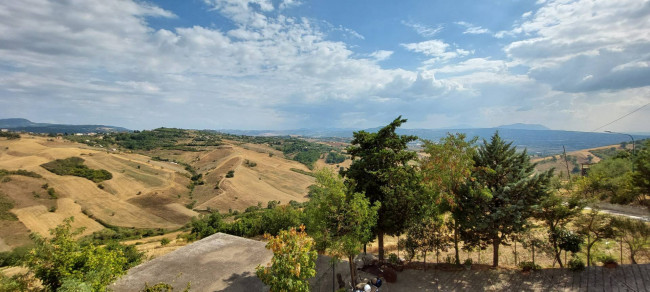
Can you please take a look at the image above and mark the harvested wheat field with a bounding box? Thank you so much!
[0,136,196,248]
[195,144,315,212]
[0,135,318,250]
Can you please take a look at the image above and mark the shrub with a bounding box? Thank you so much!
[518,261,541,272]
[599,255,618,265]
[463,258,473,266]
[568,257,585,271]
[388,253,400,265]
[160,238,170,246]
[27,218,132,291]
[225,170,234,178]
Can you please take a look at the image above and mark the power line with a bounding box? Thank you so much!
[591,102,649,132]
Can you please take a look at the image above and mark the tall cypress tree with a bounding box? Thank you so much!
[459,132,553,267]
[342,116,423,261]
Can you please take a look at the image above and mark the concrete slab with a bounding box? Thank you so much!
[111,233,272,292]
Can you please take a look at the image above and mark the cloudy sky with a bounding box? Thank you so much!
[1,0,649,131]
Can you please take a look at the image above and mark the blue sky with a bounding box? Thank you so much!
[1,0,649,131]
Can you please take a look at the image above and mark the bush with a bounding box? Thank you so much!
[568,257,585,271]
[0,245,32,267]
[225,170,234,178]
[160,238,170,246]
[463,258,473,266]
[388,253,400,265]
[598,255,618,265]
[27,218,132,291]
[518,261,541,272]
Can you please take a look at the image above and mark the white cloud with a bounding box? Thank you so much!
[456,21,491,35]
[401,20,443,37]
[369,50,393,61]
[401,40,449,56]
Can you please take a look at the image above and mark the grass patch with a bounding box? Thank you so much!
[41,157,112,182]
[289,168,316,177]
[0,192,18,221]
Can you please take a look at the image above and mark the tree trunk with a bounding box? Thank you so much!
[555,249,563,268]
[364,244,366,255]
[532,244,536,266]
[453,221,460,265]
[514,241,518,265]
[492,239,500,267]
[349,255,357,287]
[586,235,591,267]
[378,231,385,261]
[423,251,427,271]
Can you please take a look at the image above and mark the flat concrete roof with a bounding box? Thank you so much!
[111,233,272,292]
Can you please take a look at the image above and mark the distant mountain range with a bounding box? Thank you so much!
[2,119,645,155]
[221,124,648,155]
[0,118,129,134]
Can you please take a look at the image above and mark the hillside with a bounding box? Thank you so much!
[0,133,316,252]
[0,118,129,134]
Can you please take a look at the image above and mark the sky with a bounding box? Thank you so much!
[0,0,649,132]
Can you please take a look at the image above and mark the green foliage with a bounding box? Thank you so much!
[26,217,132,291]
[289,168,316,177]
[47,187,57,199]
[387,253,400,265]
[160,238,170,246]
[343,116,423,260]
[575,209,615,266]
[244,159,257,167]
[598,254,617,265]
[568,256,585,271]
[0,169,42,179]
[632,140,650,202]
[83,225,165,244]
[0,131,20,139]
[41,157,113,183]
[188,204,304,240]
[304,169,379,284]
[112,128,190,150]
[0,192,17,221]
[586,157,634,203]
[534,190,586,267]
[225,170,234,178]
[403,216,450,266]
[0,272,37,292]
[421,133,477,264]
[325,152,346,164]
[0,245,32,267]
[256,226,317,292]
[140,282,191,292]
[458,131,553,267]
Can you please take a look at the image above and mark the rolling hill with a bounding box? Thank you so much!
[0,133,316,252]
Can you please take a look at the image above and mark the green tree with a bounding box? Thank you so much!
[586,157,634,203]
[632,140,650,203]
[26,217,129,291]
[534,186,586,267]
[575,209,615,266]
[304,169,379,285]
[256,225,317,292]
[403,216,450,269]
[420,133,476,264]
[611,217,649,264]
[459,132,553,267]
[342,116,423,261]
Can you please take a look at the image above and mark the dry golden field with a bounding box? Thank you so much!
[0,135,315,251]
